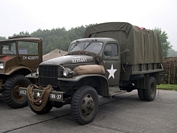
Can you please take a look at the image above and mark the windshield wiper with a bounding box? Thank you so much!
[70,41,79,51]
[83,41,94,51]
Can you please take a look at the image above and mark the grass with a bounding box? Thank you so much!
[157,84,177,91]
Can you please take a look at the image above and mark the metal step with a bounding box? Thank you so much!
[109,86,126,96]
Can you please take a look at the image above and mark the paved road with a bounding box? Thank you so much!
[0,90,177,133]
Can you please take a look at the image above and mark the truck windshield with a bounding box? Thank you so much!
[69,41,103,54]
[0,41,39,55]
[0,42,16,55]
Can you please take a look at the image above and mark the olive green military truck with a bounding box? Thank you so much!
[0,36,42,108]
[19,22,163,124]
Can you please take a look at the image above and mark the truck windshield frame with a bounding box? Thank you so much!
[0,41,39,55]
[69,41,103,54]
[0,42,17,55]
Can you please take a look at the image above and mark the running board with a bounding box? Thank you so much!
[109,86,126,96]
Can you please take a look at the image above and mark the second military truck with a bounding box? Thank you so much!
[0,36,42,108]
[19,22,163,124]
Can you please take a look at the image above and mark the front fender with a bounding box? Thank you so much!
[58,74,105,82]
[4,66,31,75]
[58,74,109,96]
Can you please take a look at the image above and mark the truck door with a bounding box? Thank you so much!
[17,41,42,70]
[103,43,120,85]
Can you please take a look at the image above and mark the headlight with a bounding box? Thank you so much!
[35,67,39,76]
[0,63,4,69]
[36,68,39,74]
[63,68,73,78]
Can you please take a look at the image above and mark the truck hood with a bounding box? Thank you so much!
[0,55,16,62]
[40,55,94,65]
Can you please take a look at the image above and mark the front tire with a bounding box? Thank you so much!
[71,86,98,125]
[2,74,31,108]
[29,102,53,114]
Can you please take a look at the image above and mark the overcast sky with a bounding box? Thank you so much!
[1,0,177,50]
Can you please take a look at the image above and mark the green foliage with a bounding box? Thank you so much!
[0,36,6,40]
[0,26,86,55]
[167,49,177,57]
[13,31,30,37]
[1,25,170,57]
[30,26,86,54]
[153,28,172,57]
[157,84,177,91]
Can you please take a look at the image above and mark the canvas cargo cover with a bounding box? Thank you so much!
[84,22,163,65]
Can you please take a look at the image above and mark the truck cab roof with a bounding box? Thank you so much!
[70,37,118,44]
[0,36,42,43]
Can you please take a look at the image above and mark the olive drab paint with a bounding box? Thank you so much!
[18,22,164,125]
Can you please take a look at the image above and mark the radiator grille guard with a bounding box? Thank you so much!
[39,65,59,87]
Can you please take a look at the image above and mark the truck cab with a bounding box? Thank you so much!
[0,36,43,108]
[68,38,121,85]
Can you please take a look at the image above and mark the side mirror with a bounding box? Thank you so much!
[124,49,129,53]
[120,49,129,54]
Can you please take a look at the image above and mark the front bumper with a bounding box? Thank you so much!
[19,87,64,102]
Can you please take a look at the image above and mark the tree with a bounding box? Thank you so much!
[13,31,30,37]
[167,49,177,57]
[0,36,6,40]
[153,28,171,57]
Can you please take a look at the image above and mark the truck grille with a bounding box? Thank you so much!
[39,65,58,87]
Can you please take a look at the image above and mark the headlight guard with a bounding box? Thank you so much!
[62,68,73,78]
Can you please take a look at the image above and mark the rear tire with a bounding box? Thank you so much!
[138,89,145,101]
[71,86,98,125]
[2,74,31,108]
[144,76,156,101]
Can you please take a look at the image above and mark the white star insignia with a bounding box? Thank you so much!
[36,92,40,97]
[107,64,117,79]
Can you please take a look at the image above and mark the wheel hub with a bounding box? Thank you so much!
[81,94,95,117]
[13,85,25,101]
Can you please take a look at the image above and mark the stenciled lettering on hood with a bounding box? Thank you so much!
[72,57,87,63]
